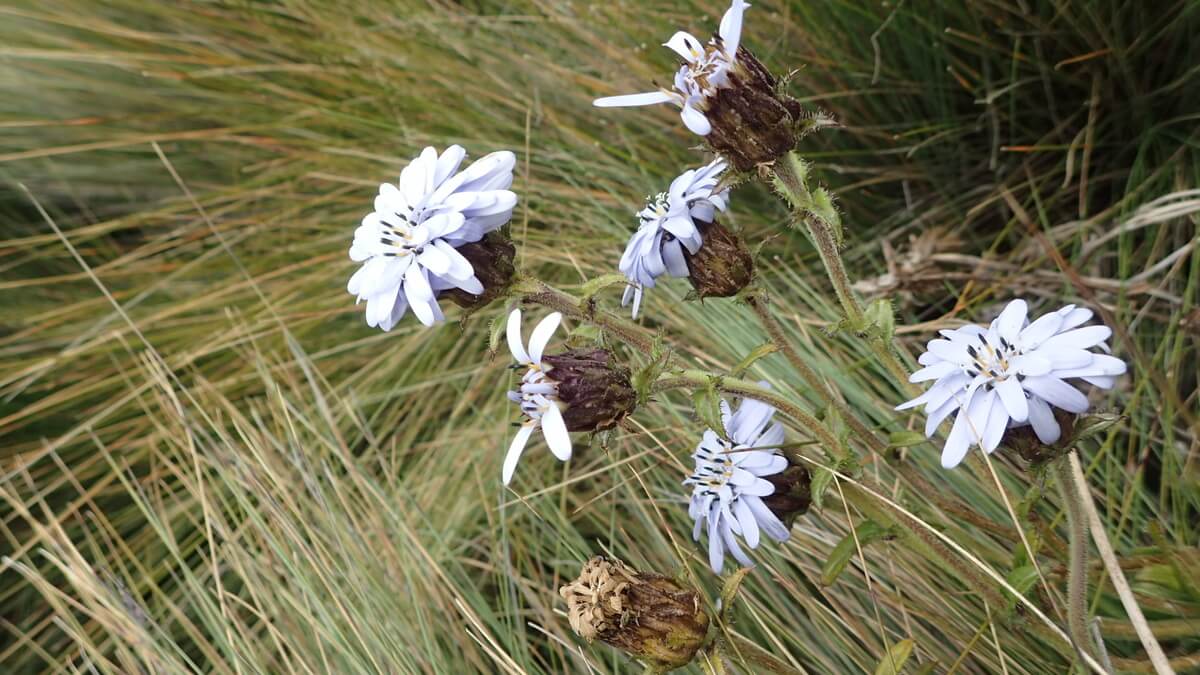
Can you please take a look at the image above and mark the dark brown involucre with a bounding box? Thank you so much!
[761,464,812,527]
[542,349,637,432]
[702,47,805,172]
[684,219,754,298]
[443,232,516,310]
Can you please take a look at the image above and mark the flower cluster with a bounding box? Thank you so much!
[898,299,1127,468]
[343,3,1133,669]
[348,146,517,329]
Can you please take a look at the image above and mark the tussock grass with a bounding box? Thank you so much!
[1,0,1197,672]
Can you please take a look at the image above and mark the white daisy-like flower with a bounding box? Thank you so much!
[503,309,572,485]
[593,0,750,136]
[619,159,729,317]
[898,299,1127,468]
[685,393,790,573]
[347,145,517,330]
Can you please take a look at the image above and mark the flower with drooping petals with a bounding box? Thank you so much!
[897,299,1126,468]
[619,159,729,317]
[685,392,791,573]
[504,309,571,484]
[594,0,750,136]
[592,1,804,171]
[348,145,517,330]
[502,310,638,485]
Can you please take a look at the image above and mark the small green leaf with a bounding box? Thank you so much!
[692,380,728,440]
[731,342,780,378]
[887,431,928,449]
[566,324,601,348]
[863,298,896,341]
[873,639,915,675]
[810,467,834,510]
[1069,412,1123,444]
[578,272,628,300]
[632,339,670,405]
[719,567,752,622]
[809,187,842,246]
[821,521,892,586]
[488,313,508,359]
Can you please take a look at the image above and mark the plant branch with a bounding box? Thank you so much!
[519,278,657,354]
[1054,453,1098,667]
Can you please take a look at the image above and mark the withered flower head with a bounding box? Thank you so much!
[560,556,709,670]
[683,218,753,298]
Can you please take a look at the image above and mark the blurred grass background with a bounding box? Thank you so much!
[1,0,1198,672]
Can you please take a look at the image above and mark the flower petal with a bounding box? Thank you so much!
[506,309,530,364]
[995,376,1029,423]
[528,312,562,364]
[540,404,572,461]
[745,496,790,542]
[681,103,712,135]
[1027,395,1061,444]
[732,499,760,548]
[593,91,675,107]
[719,0,749,58]
[1022,376,1089,413]
[663,31,705,62]
[1038,325,1112,352]
[502,424,535,485]
[995,299,1028,343]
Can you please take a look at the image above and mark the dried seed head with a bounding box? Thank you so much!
[443,232,516,310]
[542,349,637,432]
[684,219,754,298]
[560,556,709,670]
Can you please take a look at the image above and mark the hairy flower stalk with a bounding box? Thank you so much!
[503,310,636,485]
[560,556,709,670]
[593,0,805,172]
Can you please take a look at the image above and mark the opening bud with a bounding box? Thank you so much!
[683,219,754,298]
[560,556,709,671]
[443,232,516,310]
[541,349,637,433]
